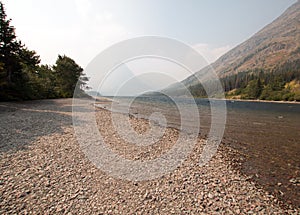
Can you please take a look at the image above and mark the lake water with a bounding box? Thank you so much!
[98,96,300,207]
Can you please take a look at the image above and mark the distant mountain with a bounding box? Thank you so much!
[99,62,182,96]
[213,1,299,78]
[164,1,300,101]
[99,64,159,96]
[86,91,102,97]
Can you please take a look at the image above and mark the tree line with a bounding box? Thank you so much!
[189,59,300,101]
[0,2,89,101]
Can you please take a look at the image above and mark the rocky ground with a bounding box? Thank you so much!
[0,99,298,214]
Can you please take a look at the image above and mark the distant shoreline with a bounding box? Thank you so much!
[225,98,300,105]
[92,95,300,105]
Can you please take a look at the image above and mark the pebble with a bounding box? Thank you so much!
[0,99,297,214]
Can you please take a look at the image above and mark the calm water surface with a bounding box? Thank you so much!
[102,96,300,207]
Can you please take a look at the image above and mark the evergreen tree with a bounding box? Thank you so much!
[53,55,88,98]
[242,79,262,99]
[0,2,89,100]
[0,2,41,100]
[0,1,21,90]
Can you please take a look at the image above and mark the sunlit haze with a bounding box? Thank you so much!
[2,0,296,94]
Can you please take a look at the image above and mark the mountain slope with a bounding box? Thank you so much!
[165,1,300,98]
[215,0,300,77]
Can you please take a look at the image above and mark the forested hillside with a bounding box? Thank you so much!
[0,2,89,101]
[189,60,300,101]
[165,1,300,101]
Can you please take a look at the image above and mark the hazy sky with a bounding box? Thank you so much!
[2,0,297,93]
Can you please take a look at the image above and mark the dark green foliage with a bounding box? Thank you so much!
[0,1,21,96]
[189,59,300,101]
[0,2,88,101]
[188,84,207,98]
[241,79,262,99]
[53,55,87,98]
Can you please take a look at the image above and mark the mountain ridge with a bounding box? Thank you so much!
[164,1,300,100]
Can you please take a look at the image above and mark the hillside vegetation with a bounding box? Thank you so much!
[189,60,300,101]
[166,1,300,102]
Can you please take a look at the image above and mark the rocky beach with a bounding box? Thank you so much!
[0,99,298,214]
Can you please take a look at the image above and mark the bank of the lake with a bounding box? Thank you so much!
[0,99,298,213]
[103,96,300,209]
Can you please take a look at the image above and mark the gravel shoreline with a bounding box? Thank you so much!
[0,99,298,214]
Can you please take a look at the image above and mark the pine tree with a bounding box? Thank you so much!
[0,2,88,100]
[53,55,89,97]
[0,1,21,85]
